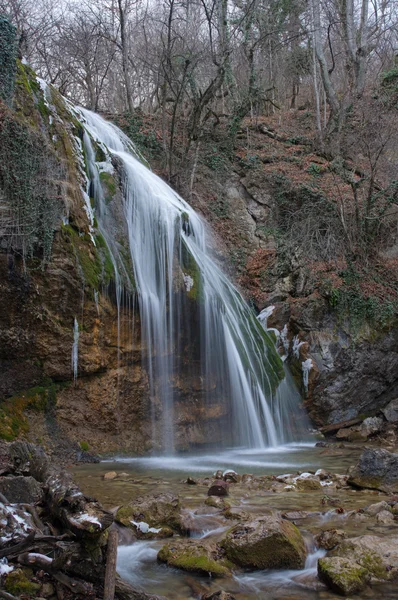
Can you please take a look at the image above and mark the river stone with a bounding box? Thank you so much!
[115,494,186,534]
[208,480,229,497]
[318,557,370,595]
[295,477,322,491]
[315,529,346,550]
[220,513,306,569]
[382,398,398,423]
[157,539,232,577]
[0,475,42,503]
[376,510,395,524]
[103,471,117,480]
[331,535,398,580]
[365,501,392,516]
[348,447,398,493]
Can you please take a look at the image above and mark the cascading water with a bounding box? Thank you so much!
[71,317,79,383]
[77,108,306,452]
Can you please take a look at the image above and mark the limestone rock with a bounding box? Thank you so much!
[382,398,398,423]
[220,513,306,569]
[0,475,42,503]
[315,529,346,550]
[376,510,395,524]
[295,477,322,491]
[365,501,392,516]
[157,540,232,577]
[115,494,186,534]
[348,448,398,493]
[331,535,398,580]
[104,471,118,480]
[318,557,370,595]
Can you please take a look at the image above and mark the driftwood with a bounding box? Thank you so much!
[104,529,118,600]
[319,417,364,433]
[0,532,35,558]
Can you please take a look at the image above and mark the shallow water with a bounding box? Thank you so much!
[72,443,398,600]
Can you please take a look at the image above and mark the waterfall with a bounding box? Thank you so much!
[71,318,79,383]
[78,108,306,452]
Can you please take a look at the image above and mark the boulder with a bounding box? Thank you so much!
[318,557,370,595]
[331,535,398,580]
[376,510,394,524]
[295,477,322,491]
[382,398,398,423]
[208,481,229,497]
[360,417,384,437]
[157,540,232,577]
[220,513,306,569]
[365,501,392,516]
[115,494,186,534]
[103,471,118,480]
[0,476,42,503]
[315,529,346,550]
[348,448,398,493]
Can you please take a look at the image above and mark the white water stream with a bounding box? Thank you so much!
[77,108,307,452]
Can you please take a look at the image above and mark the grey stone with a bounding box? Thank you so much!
[348,447,398,493]
[382,398,398,423]
[0,475,42,503]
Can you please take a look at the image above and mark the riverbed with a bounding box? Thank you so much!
[72,443,398,600]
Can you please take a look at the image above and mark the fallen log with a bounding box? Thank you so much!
[319,417,364,434]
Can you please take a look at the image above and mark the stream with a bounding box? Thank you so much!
[72,443,398,599]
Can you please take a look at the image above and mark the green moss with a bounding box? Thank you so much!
[0,381,58,441]
[62,224,115,289]
[100,171,117,203]
[80,441,89,451]
[318,557,369,595]
[158,543,232,576]
[5,569,41,596]
[180,239,203,302]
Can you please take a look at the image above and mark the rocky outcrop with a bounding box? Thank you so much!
[220,513,306,569]
[348,447,398,492]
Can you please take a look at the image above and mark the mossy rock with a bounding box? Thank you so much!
[331,535,396,580]
[115,493,185,534]
[220,514,306,570]
[295,478,322,491]
[5,569,41,597]
[318,557,370,595]
[157,540,232,577]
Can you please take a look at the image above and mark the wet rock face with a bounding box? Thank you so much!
[348,447,398,493]
[220,514,306,569]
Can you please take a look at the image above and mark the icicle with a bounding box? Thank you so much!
[71,318,79,383]
[292,335,305,359]
[302,359,313,392]
[257,305,275,329]
[280,324,290,355]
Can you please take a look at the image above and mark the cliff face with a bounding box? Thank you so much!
[0,59,230,455]
[1,51,397,456]
[171,112,398,428]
